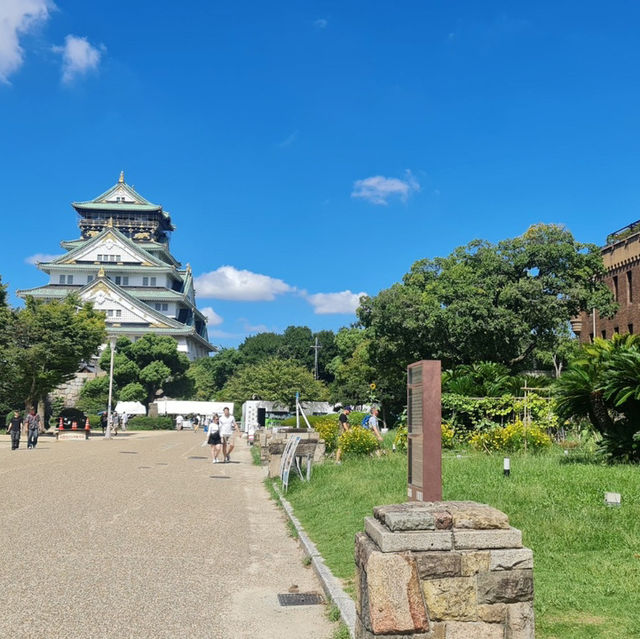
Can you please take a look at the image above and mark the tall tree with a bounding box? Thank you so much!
[279,326,314,369]
[238,332,284,365]
[187,349,243,400]
[359,224,616,414]
[218,358,328,407]
[7,295,106,409]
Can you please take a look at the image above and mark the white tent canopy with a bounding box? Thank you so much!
[114,401,146,415]
[154,400,234,416]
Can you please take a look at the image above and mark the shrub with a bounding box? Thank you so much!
[338,425,380,457]
[315,418,340,452]
[394,424,408,451]
[126,416,173,430]
[441,422,456,449]
[469,419,553,453]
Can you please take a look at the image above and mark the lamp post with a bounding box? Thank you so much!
[105,336,117,439]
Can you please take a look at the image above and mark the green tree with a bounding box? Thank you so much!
[555,334,640,461]
[7,295,106,409]
[238,332,283,365]
[218,358,329,407]
[187,349,243,400]
[280,326,314,369]
[98,335,190,405]
[77,376,111,412]
[119,382,146,402]
[313,329,338,383]
[359,224,615,414]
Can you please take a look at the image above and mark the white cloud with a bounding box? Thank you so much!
[314,18,328,29]
[53,34,104,84]
[25,252,61,265]
[194,266,295,301]
[201,307,223,326]
[306,290,367,315]
[0,0,53,83]
[351,169,420,205]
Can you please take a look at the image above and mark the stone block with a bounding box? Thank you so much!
[415,551,461,579]
[422,577,477,622]
[355,531,379,568]
[459,551,490,576]
[451,504,510,530]
[477,570,534,604]
[365,517,453,553]
[490,548,533,572]
[453,527,522,550]
[365,551,429,634]
[477,604,507,623]
[355,617,433,639]
[385,509,436,532]
[445,621,504,639]
[267,454,282,478]
[506,602,535,639]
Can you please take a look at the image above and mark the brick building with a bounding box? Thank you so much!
[574,221,640,343]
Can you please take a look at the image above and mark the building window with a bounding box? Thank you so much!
[601,329,607,339]
[67,275,73,285]
[97,254,102,261]
[150,277,156,286]
[116,310,122,318]
[143,277,148,286]
[613,275,619,301]
[122,276,128,285]
[59,275,66,284]
[106,310,113,317]
[87,275,94,283]
[154,303,168,312]
[629,324,634,334]
[627,271,633,304]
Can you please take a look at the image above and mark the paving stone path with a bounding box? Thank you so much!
[0,431,333,639]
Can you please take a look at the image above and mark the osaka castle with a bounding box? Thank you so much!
[17,173,214,360]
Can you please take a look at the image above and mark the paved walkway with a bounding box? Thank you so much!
[0,431,334,639]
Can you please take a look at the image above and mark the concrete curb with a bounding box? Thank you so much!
[274,483,356,638]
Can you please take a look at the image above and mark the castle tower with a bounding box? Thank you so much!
[18,174,213,360]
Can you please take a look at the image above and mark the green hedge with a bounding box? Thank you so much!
[126,416,174,430]
[280,412,367,428]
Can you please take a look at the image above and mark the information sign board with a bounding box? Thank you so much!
[407,360,442,502]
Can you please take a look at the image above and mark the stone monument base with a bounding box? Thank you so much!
[355,501,534,638]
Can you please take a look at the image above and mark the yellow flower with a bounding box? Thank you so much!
[370,383,376,390]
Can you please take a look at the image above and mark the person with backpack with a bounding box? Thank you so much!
[25,408,41,449]
[363,407,384,444]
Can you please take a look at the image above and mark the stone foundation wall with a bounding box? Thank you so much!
[49,370,104,408]
[355,501,534,638]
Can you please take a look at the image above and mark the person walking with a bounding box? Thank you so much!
[206,413,222,463]
[120,413,128,431]
[7,410,22,450]
[100,412,108,434]
[192,414,200,433]
[219,407,241,463]
[26,409,41,449]
[176,414,184,430]
[335,406,352,464]
[367,407,384,444]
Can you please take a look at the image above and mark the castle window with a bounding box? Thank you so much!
[116,310,122,318]
[627,271,633,303]
[87,275,93,283]
[143,277,148,286]
[67,275,73,285]
[613,275,619,301]
[59,275,65,284]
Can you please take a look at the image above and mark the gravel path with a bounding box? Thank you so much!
[0,431,334,639]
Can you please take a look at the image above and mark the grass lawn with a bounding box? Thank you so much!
[282,446,640,639]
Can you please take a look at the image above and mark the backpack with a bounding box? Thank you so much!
[361,415,371,428]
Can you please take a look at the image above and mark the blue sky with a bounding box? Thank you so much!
[2,1,640,347]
